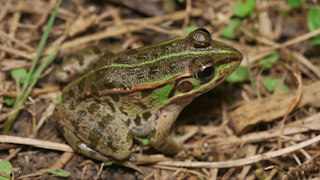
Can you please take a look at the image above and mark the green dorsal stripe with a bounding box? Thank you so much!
[98,50,233,70]
[67,50,233,88]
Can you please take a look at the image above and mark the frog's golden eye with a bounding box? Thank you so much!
[192,56,216,82]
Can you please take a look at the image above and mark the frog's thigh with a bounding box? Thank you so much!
[54,46,114,82]
[55,102,133,160]
[149,102,191,154]
[54,115,111,162]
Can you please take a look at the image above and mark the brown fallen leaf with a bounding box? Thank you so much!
[229,81,320,134]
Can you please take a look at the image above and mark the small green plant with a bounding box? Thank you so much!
[139,137,150,146]
[4,97,15,106]
[182,26,199,36]
[104,162,113,166]
[259,52,279,70]
[221,18,242,39]
[4,0,62,133]
[264,77,288,93]
[226,66,247,83]
[11,68,28,84]
[0,161,12,180]
[308,7,320,45]
[233,0,255,18]
[286,0,305,8]
[39,169,69,177]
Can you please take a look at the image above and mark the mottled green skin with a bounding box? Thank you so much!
[54,29,243,161]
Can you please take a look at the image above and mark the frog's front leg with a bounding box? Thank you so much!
[149,99,194,154]
[54,99,133,161]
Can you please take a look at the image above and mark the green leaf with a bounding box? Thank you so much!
[283,84,289,94]
[226,66,247,83]
[233,0,255,18]
[259,52,279,70]
[264,77,281,92]
[139,137,150,146]
[11,68,28,84]
[103,162,113,166]
[286,0,305,8]
[4,97,15,106]
[0,161,11,180]
[308,7,320,46]
[310,37,320,46]
[182,26,199,36]
[221,18,242,39]
[178,0,185,3]
[39,169,69,177]
[56,93,62,103]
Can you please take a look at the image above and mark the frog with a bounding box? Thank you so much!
[53,28,243,163]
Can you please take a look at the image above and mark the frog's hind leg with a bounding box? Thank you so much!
[56,124,113,162]
[54,100,133,161]
[54,46,113,82]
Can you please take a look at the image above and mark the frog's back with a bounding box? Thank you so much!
[62,38,192,99]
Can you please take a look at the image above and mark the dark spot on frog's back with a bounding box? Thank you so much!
[134,115,141,126]
[77,110,87,119]
[102,52,115,59]
[102,114,114,124]
[142,111,151,121]
[106,101,116,112]
[65,69,71,76]
[88,101,100,114]
[89,126,104,149]
[119,107,128,116]
[103,80,116,90]
[125,118,131,126]
[67,89,75,98]
[149,64,160,73]
[114,57,127,64]
[77,78,86,93]
[98,121,106,130]
[90,85,99,95]
[94,69,108,80]
[136,102,147,109]
[127,67,140,75]
[92,46,102,54]
[125,49,139,56]
[137,55,148,62]
[141,89,153,98]
[75,54,85,66]
[107,140,118,152]
[109,94,119,102]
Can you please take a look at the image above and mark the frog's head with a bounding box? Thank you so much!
[164,28,243,105]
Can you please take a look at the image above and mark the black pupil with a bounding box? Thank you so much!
[202,66,214,77]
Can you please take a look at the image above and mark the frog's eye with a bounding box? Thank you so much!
[186,28,211,48]
[197,28,211,38]
[192,56,216,82]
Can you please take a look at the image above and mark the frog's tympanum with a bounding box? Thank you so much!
[54,28,243,162]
